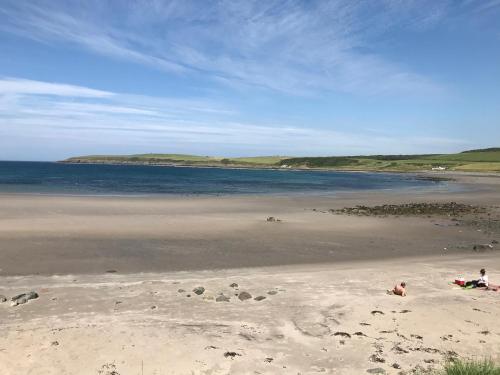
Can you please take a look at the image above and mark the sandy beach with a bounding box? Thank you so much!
[1,173,500,374]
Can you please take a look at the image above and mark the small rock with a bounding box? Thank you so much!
[216,295,230,302]
[254,296,266,301]
[334,332,351,338]
[229,283,238,288]
[371,310,384,315]
[369,354,385,363]
[186,294,191,297]
[264,357,273,363]
[267,290,278,295]
[150,305,157,309]
[224,351,241,359]
[238,291,252,301]
[177,289,186,293]
[193,287,205,295]
[392,363,401,369]
[51,341,59,346]
[105,270,117,273]
[492,240,498,244]
[11,291,39,306]
[366,368,385,374]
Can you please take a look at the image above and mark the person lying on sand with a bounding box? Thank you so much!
[387,282,407,296]
[464,268,489,288]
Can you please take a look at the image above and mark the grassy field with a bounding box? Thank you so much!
[62,148,500,172]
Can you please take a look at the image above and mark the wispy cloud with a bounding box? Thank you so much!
[0,77,469,159]
[0,77,113,97]
[0,0,457,96]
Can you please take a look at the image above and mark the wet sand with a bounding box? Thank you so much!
[0,173,499,374]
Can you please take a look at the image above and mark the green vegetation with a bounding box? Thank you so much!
[434,358,500,375]
[279,148,500,172]
[61,148,500,172]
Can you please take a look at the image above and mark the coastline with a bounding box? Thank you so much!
[1,175,499,374]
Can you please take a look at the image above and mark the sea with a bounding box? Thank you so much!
[0,161,449,196]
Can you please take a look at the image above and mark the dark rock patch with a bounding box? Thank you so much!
[238,292,252,301]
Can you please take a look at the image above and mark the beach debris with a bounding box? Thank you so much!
[177,289,186,293]
[254,296,266,301]
[11,291,39,306]
[267,290,278,295]
[266,216,281,222]
[216,294,230,302]
[366,368,386,374]
[238,291,252,301]
[193,287,205,295]
[0,295,6,303]
[371,310,384,315]
[224,351,241,359]
[331,202,485,217]
[229,283,238,288]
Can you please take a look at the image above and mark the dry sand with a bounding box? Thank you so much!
[0,173,499,374]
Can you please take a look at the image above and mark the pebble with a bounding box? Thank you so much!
[193,287,205,295]
[254,296,266,301]
[0,295,7,303]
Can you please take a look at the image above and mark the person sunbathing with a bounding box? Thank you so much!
[391,282,407,297]
[464,268,489,288]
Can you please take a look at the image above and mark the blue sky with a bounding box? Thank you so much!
[0,0,499,160]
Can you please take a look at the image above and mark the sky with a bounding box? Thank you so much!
[0,0,499,161]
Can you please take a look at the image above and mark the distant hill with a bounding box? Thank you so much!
[61,148,500,172]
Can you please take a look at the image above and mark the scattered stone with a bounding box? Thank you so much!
[105,270,117,273]
[267,290,278,295]
[392,345,409,354]
[264,357,273,363]
[51,341,59,346]
[224,351,241,359]
[193,287,205,295]
[0,295,6,303]
[178,289,186,293]
[334,332,352,338]
[473,244,494,251]
[331,202,485,217]
[424,359,435,364]
[360,322,371,326]
[186,294,191,297]
[400,309,411,313]
[354,332,367,337]
[254,296,266,301]
[410,334,423,340]
[216,295,230,302]
[492,240,499,244]
[115,301,122,305]
[392,363,401,369]
[366,368,386,374]
[205,345,218,350]
[479,330,490,335]
[229,283,238,288]
[238,291,252,301]
[371,310,384,315]
[11,291,39,306]
[150,305,157,310]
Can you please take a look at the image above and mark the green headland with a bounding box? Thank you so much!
[61,147,500,172]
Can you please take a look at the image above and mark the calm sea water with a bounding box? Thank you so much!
[0,161,447,196]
